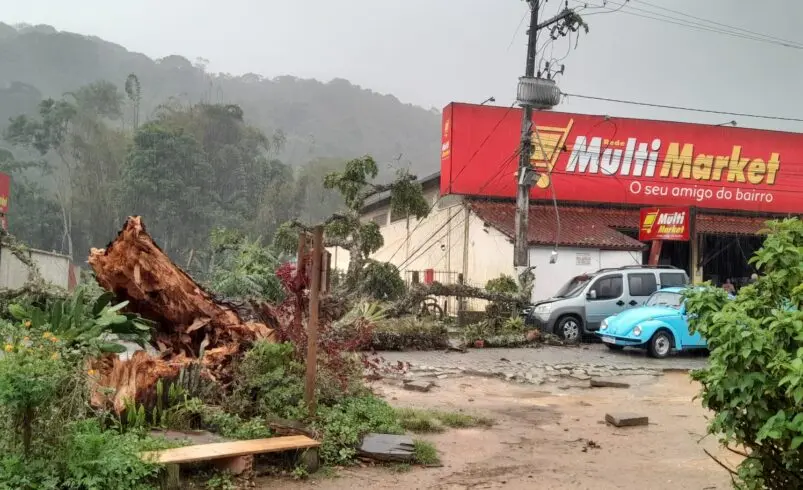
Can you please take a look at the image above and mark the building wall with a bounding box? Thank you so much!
[0,247,74,289]
[527,247,642,301]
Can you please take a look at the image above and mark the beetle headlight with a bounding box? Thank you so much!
[632,325,642,336]
[600,319,608,331]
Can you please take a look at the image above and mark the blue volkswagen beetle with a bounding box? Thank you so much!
[595,287,705,358]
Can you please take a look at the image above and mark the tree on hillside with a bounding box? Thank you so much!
[274,155,429,289]
[684,218,803,489]
[4,81,128,257]
[118,122,215,256]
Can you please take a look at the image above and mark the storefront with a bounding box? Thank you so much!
[440,102,802,285]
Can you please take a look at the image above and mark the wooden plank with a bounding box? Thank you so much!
[142,435,320,464]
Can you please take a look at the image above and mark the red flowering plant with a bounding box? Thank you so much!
[262,260,403,400]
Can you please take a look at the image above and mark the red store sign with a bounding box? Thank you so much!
[639,207,690,241]
[440,103,803,214]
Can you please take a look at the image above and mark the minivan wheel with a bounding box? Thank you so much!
[648,331,673,358]
[557,316,582,343]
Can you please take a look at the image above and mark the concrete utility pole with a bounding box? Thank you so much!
[513,1,539,268]
[512,5,584,269]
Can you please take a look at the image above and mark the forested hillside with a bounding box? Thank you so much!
[0,23,440,171]
[0,22,440,270]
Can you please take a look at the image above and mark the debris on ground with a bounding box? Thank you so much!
[358,434,415,463]
[403,380,434,393]
[88,216,276,412]
[582,439,601,452]
[590,378,631,389]
[445,339,467,353]
[605,412,649,427]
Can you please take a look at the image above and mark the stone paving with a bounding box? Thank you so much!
[378,343,708,386]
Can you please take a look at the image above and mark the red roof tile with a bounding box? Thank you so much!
[466,200,645,251]
[696,214,770,235]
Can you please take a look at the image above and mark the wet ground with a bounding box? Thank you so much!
[267,347,736,490]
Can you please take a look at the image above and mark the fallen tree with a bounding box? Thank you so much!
[88,216,276,411]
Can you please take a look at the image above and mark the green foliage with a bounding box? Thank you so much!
[207,229,284,301]
[358,261,406,301]
[205,471,236,490]
[395,408,493,433]
[199,407,273,440]
[485,275,519,294]
[59,420,168,490]
[314,395,404,466]
[412,440,440,465]
[371,317,449,351]
[683,218,803,489]
[226,341,306,420]
[0,320,69,455]
[8,286,153,355]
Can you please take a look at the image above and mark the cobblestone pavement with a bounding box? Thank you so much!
[377,343,708,386]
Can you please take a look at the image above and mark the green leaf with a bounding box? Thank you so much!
[792,436,803,450]
[98,342,128,354]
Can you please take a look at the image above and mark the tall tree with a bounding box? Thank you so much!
[274,155,429,288]
[118,122,215,256]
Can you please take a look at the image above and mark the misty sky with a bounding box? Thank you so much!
[4,0,803,132]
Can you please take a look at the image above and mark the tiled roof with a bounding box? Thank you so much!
[466,200,645,251]
[696,214,770,235]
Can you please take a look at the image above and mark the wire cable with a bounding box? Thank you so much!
[560,92,803,124]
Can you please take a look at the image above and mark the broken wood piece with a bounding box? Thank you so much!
[605,412,649,427]
[358,434,415,463]
[590,378,631,389]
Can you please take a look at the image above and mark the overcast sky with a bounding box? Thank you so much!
[4,0,803,132]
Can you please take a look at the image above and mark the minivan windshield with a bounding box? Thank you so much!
[554,275,593,298]
[645,291,684,309]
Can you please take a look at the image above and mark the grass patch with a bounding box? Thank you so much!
[412,440,440,465]
[395,408,493,433]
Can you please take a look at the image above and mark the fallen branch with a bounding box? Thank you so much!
[385,282,525,317]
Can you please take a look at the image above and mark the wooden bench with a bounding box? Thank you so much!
[141,435,320,489]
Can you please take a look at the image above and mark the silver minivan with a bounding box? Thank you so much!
[523,265,689,343]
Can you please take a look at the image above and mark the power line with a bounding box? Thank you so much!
[561,92,803,123]
[630,0,803,48]
[574,0,803,50]
[385,103,518,264]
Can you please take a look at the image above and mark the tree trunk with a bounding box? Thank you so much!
[88,216,276,412]
[385,282,525,317]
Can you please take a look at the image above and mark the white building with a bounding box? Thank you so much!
[328,172,646,308]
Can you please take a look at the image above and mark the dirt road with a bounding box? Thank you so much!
[270,371,738,490]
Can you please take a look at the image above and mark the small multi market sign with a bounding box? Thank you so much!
[639,207,690,241]
[440,103,803,214]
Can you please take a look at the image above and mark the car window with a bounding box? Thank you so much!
[589,274,623,300]
[628,273,658,297]
[660,272,687,287]
[646,291,684,309]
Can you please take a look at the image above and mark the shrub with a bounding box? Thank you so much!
[60,420,171,490]
[359,261,405,301]
[8,286,152,355]
[314,395,403,465]
[371,317,449,351]
[226,341,306,420]
[684,218,803,489]
[0,321,71,455]
[485,275,518,294]
[412,440,440,465]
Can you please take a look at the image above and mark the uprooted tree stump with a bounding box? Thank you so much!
[88,216,276,412]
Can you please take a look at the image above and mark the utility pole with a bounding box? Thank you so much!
[512,4,585,269]
[513,1,539,268]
